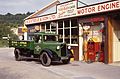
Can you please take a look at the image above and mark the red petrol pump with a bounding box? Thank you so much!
[86,38,104,63]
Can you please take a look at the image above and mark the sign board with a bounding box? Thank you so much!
[25,1,120,25]
[57,1,77,18]
[25,14,57,25]
[77,1,120,16]
[83,26,90,31]
[22,27,28,32]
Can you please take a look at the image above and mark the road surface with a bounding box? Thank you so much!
[0,48,120,79]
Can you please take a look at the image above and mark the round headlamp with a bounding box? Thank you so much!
[57,46,60,50]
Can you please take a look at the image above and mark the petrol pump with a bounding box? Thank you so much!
[82,25,104,63]
[86,38,104,63]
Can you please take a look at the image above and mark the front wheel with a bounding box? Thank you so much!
[14,49,22,61]
[40,52,51,66]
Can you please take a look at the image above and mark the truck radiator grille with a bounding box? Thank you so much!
[61,44,66,56]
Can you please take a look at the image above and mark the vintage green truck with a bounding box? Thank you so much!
[9,32,73,66]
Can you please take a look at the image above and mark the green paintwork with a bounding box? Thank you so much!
[35,42,63,57]
[33,32,65,57]
[9,40,34,50]
[9,32,67,57]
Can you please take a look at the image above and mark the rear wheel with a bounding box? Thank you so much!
[14,49,22,61]
[40,52,51,66]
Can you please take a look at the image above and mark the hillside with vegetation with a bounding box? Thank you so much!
[0,12,32,47]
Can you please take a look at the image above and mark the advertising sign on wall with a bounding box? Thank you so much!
[77,1,120,16]
[57,1,77,19]
[25,1,120,25]
[25,14,57,25]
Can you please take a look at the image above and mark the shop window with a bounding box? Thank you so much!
[58,19,78,45]
[71,28,78,44]
[64,20,69,27]
[71,19,78,44]
[51,26,56,32]
[64,20,70,43]
[58,21,63,28]
[41,24,45,32]
[65,29,70,44]
[51,22,57,32]
[58,21,63,42]
[46,22,50,31]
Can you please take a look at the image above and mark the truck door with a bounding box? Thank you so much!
[34,35,42,54]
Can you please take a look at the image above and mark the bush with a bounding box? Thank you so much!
[0,40,8,47]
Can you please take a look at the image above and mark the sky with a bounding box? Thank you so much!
[0,0,110,15]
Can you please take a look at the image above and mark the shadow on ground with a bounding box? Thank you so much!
[20,58,67,66]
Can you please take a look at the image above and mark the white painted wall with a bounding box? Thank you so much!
[113,20,120,62]
[113,31,120,62]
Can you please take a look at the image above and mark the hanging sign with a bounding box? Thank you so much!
[22,27,28,32]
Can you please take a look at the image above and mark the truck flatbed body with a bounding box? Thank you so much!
[9,40,34,50]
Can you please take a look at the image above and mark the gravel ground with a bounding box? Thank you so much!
[0,48,120,79]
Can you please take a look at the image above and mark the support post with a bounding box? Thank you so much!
[79,24,83,61]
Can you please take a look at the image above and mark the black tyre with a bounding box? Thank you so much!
[62,58,70,64]
[14,49,22,61]
[40,52,51,66]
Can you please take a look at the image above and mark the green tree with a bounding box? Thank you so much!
[0,12,33,47]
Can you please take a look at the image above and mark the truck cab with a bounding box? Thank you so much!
[11,32,73,66]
